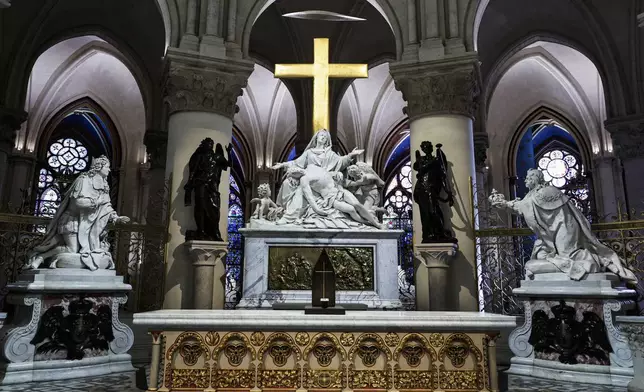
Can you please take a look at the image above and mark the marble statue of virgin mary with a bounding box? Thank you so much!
[271,129,363,225]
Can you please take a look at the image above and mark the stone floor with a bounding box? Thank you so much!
[0,367,629,391]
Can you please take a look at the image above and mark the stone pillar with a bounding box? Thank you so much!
[605,115,644,215]
[162,49,253,309]
[592,155,621,220]
[413,243,458,310]
[6,152,36,212]
[391,55,480,311]
[187,240,228,309]
[617,316,644,392]
[143,129,169,225]
[0,107,26,207]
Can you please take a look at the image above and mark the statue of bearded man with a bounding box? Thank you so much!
[25,156,130,271]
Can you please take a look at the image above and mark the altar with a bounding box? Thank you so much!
[133,310,518,392]
[236,227,404,309]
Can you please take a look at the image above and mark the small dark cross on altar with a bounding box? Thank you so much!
[305,250,345,315]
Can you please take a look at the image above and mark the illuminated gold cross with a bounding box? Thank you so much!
[275,38,368,133]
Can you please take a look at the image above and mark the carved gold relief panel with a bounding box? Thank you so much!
[393,333,438,390]
[268,246,374,290]
[155,331,490,392]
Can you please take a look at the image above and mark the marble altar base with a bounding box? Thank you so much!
[237,228,403,309]
[507,273,636,387]
[134,309,519,392]
[0,269,135,384]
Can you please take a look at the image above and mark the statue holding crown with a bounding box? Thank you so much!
[25,156,130,271]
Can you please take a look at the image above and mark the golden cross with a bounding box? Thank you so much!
[275,38,368,133]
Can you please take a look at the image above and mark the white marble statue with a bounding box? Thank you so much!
[346,162,386,214]
[264,129,385,229]
[250,184,282,221]
[489,168,637,282]
[25,156,130,270]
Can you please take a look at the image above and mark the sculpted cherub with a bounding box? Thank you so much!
[345,162,386,213]
[251,184,281,221]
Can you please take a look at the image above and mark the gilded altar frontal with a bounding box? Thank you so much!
[158,330,492,391]
[268,247,374,291]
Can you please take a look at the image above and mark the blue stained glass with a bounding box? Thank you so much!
[230,174,240,192]
[226,172,245,308]
[383,151,415,309]
[287,146,297,161]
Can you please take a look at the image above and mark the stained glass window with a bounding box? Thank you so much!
[384,161,413,218]
[537,149,579,188]
[35,138,90,218]
[383,147,415,310]
[226,166,245,308]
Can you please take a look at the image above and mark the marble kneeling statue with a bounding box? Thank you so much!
[25,155,130,270]
[489,168,637,282]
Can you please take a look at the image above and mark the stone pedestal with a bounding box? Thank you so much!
[507,273,635,387]
[0,269,134,384]
[237,228,404,309]
[186,240,228,309]
[617,316,644,392]
[414,242,458,311]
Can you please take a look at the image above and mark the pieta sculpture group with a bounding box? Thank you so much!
[250,129,388,230]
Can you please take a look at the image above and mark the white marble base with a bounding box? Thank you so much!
[0,353,134,384]
[134,309,519,331]
[509,356,633,386]
[617,316,644,392]
[237,228,404,309]
[0,269,135,385]
[507,273,636,388]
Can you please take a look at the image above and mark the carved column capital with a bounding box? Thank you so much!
[414,242,458,269]
[143,129,168,169]
[390,57,480,121]
[0,107,27,149]
[186,240,229,267]
[163,49,254,118]
[604,115,644,160]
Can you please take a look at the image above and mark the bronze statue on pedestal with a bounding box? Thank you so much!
[412,141,456,243]
[184,138,232,242]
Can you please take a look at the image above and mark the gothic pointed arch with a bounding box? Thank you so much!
[33,97,122,217]
[509,106,594,217]
[507,106,591,178]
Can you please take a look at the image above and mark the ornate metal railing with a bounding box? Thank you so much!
[474,185,644,316]
[0,213,167,313]
[389,216,415,310]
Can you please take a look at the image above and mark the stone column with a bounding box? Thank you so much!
[592,155,621,220]
[413,243,458,310]
[143,129,169,225]
[162,49,253,309]
[6,152,36,212]
[391,55,480,311]
[187,240,228,309]
[605,115,644,215]
[0,107,26,207]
